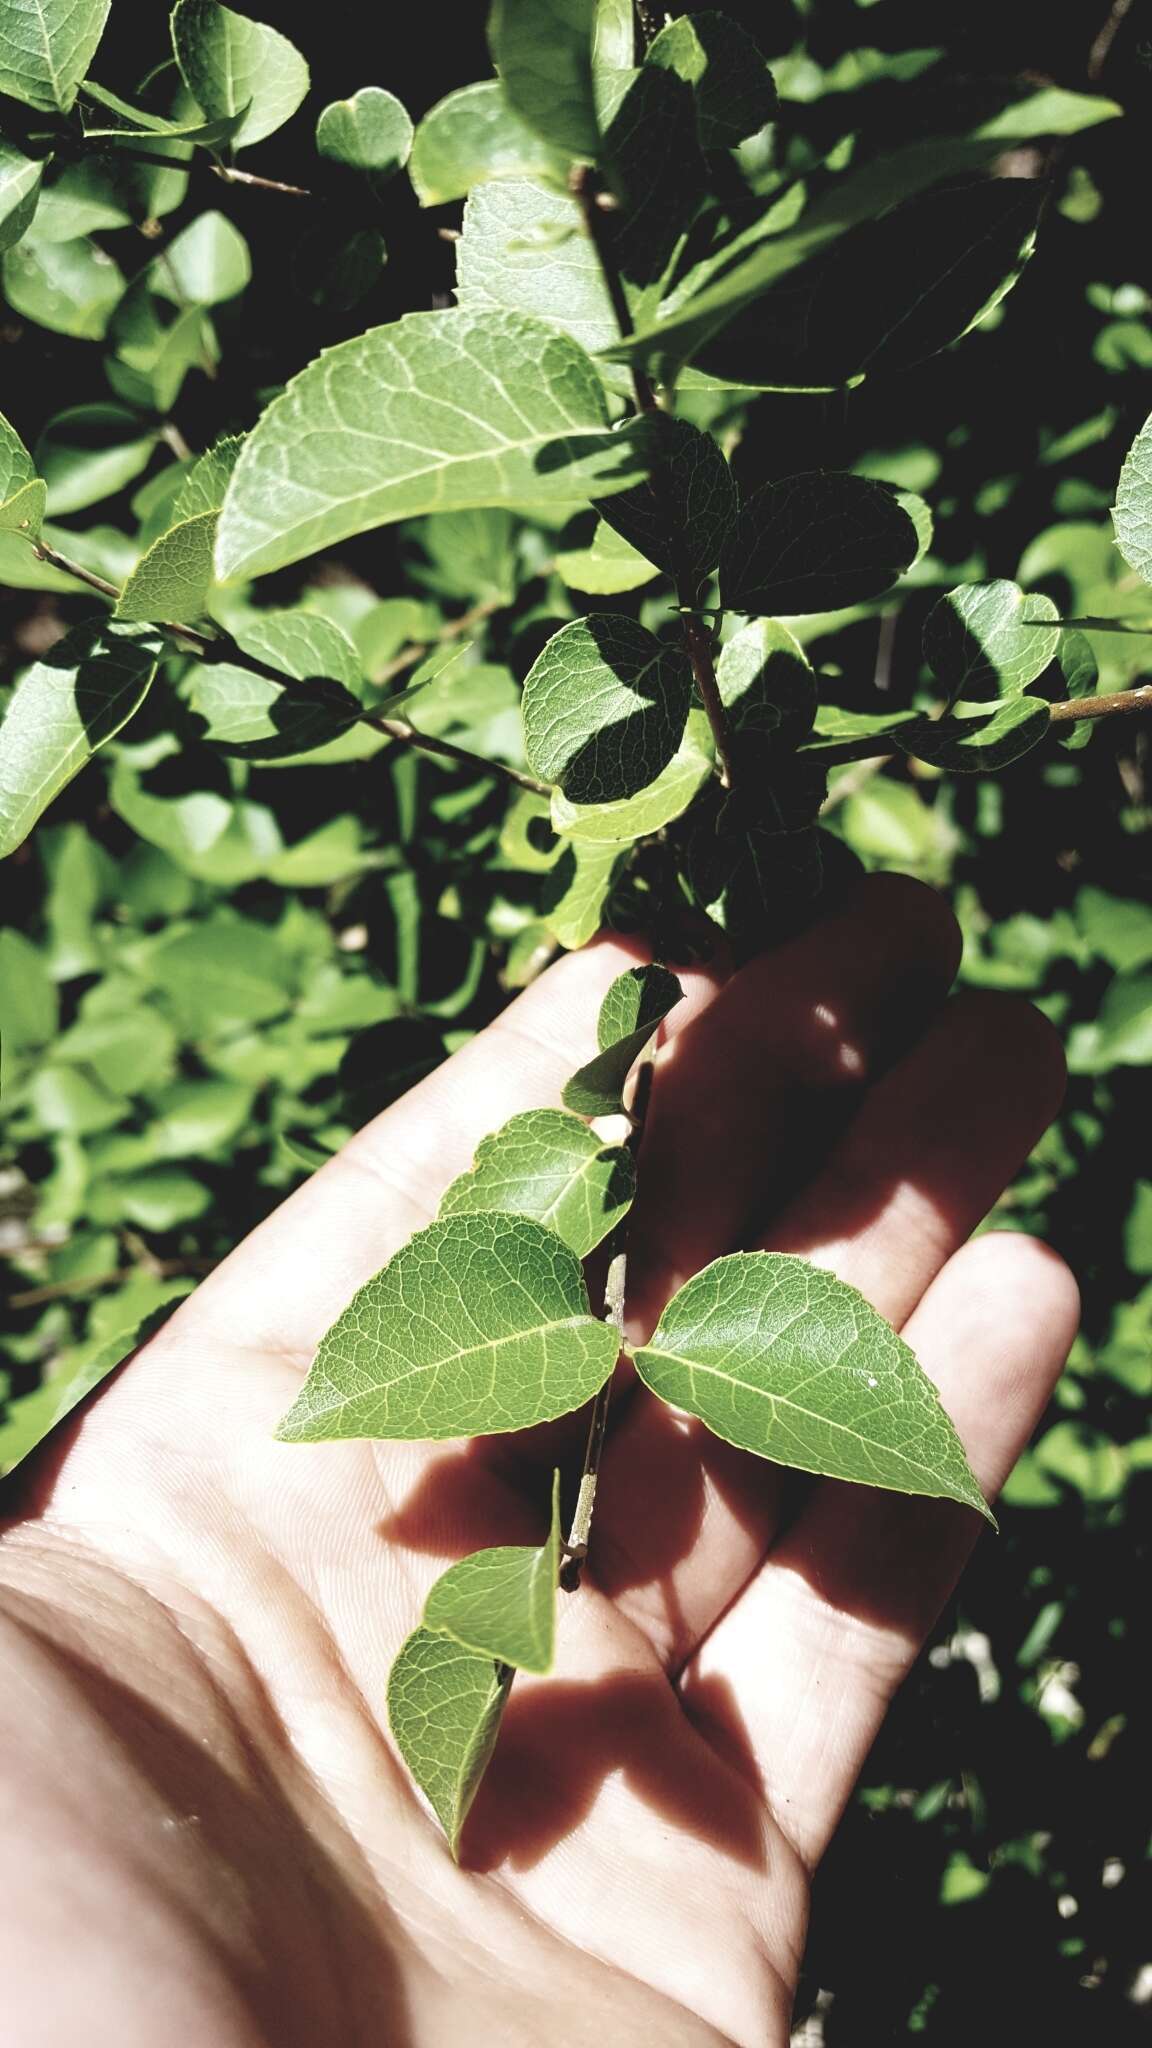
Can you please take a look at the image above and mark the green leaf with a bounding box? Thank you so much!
[1055,629,1098,752]
[634,1252,992,1519]
[190,610,364,759]
[602,63,704,288]
[555,517,658,594]
[716,618,816,749]
[551,709,712,842]
[488,0,599,159]
[457,176,626,367]
[0,475,45,538]
[0,410,43,534]
[1112,410,1152,588]
[3,233,124,338]
[1075,886,1152,973]
[171,433,244,521]
[647,10,777,151]
[439,1107,634,1256]
[423,1471,561,1672]
[115,435,241,621]
[0,0,110,112]
[387,1626,512,1856]
[1083,972,1152,1068]
[562,962,682,1116]
[896,697,1051,773]
[275,1213,619,1443]
[155,209,250,305]
[190,664,363,757]
[171,0,309,150]
[0,620,161,858]
[77,76,247,147]
[0,927,58,1051]
[539,836,622,947]
[0,140,44,253]
[720,473,919,617]
[316,87,412,178]
[35,403,156,516]
[145,911,294,1032]
[803,178,1043,383]
[214,308,650,583]
[105,283,214,413]
[922,581,1061,702]
[593,413,737,588]
[521,615,694,803]
[409,79,568,206]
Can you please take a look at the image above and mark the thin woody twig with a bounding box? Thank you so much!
[562,1058,655,1590]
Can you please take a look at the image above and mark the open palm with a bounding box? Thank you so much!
[0,876,1077,2048]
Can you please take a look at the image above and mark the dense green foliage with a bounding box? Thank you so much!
[1,1,1149,2039]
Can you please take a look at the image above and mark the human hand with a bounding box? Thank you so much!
[0,876,1077,2048]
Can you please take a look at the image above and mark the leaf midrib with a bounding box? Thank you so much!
[325,1310,603,1392]
[638,1341,946,1485]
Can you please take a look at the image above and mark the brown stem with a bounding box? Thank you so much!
[89,142,310,196]
[562,1059,655,1590]
[211,162,311,198]
[678,590,737,789]
[1048,683,1152,724]
[1087,0,1133,79]
[364,712,551,793]
[33,539,548,792]
[32,542,120,601]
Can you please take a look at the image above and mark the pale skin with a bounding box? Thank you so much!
[0,874,1078,2048]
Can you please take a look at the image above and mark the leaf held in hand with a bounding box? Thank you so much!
[562,962,683,1116]
[635,1251,993,1520]
[387,1627,512,1856]
[275,1213,619,1442]
[423,1471,561,1672]
[439,1108,635,1256]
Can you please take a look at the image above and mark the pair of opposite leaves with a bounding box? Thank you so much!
[276,964,991,1852]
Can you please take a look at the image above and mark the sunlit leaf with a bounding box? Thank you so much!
[0,620,162,857]
[635,1251,993,1518]
[562,962,682,1116]
[316,87,412,178]
[0,139,43,252]
[410,79,569,204]
[488,0,599,159]
[0,0,110,112]
[521,614,693,803]
[171,0,309,150]
[387,1627,511,1856]
[922,580,1061,702]
[1112,409,1152,589]
[423,1471,561,1671]
[215,309,650,583]
[275,1213,619,1442]
[439,1108,634,1256]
